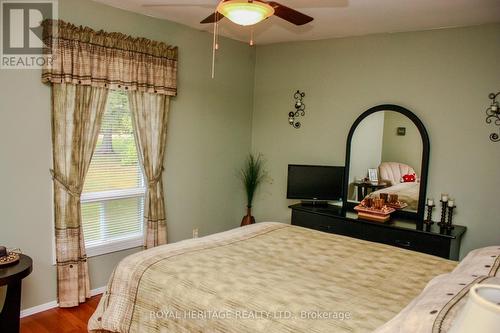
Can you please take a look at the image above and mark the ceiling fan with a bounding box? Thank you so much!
[144,0,314,27]
[200,0,314,26]
[144,0,314,78]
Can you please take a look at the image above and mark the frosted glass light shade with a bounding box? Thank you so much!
[217,0,274,26]
[449,284,500,333]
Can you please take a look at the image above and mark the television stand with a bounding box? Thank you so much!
[300,200,329,207]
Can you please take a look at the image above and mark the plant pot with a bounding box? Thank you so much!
[241,207,256,227]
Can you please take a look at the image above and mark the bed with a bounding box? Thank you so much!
[368,182,420,211]
[88,222,499,333]
[375,246,500,333]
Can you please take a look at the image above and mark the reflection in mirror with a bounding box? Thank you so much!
[348,111,423,213]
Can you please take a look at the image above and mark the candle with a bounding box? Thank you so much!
[448,199,455,207]
[441,193,449,202]
[427,198,434,206]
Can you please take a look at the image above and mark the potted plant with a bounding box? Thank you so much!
[240,154,266,226]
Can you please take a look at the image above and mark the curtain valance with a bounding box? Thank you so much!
[42,20,178,96]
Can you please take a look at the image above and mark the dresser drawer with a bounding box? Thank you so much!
[349,222,451,258]
[380,228,451,258]
[291,210,356,237]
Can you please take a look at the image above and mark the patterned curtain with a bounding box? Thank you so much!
[51,84,108,307]
[42,19,178,96]
[43,20,177,306]
[128,91,170,248]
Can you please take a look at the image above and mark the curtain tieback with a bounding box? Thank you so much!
[148,167,164,188]
[50,169,82,198]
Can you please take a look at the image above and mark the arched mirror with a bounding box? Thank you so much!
[343,105,429,223]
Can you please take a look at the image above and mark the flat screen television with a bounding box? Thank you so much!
[287,164,344,202]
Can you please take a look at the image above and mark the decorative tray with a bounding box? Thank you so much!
[357,212,391,223]
[385,201,408,210]
[354,205,396,216]
[0,252,20,266]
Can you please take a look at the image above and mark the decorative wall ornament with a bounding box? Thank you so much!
[288,90,306,129]
[485,91,500,142]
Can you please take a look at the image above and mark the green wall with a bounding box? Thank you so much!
[381,111,423,176]
[0,0,255,310]
[251,24,500,258]
[348,112,384,199]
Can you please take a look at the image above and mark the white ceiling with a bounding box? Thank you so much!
[92,0,500,44]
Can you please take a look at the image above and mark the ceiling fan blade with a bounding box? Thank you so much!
[267,1,313,26]
[200,12,225,24]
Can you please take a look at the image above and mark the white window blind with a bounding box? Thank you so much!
[81,90,145,256]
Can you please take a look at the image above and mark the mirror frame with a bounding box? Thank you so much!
[343,104,430,228]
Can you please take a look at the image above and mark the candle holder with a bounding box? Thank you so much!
[441,223,454,235]
[439,223,454,235]
[437,204,456,235]
[424,204,435,232]
[447,205,456,229]
[439,200,447,224]
[437,200,449,234]
[437,220,446,234]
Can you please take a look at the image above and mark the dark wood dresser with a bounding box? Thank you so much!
[290,204,466,260]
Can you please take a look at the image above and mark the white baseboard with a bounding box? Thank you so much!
[20,300,58,318]
[90,286,106,297]
[20,286,106,318]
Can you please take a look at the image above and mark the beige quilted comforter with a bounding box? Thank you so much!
[88,222,456,333]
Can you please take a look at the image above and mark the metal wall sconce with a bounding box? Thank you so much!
[288,90,306,129]
[485,91,500,142]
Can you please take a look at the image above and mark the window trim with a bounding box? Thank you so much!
[85,233,144,258]
[81,189,146,258]
[81,188,146,203]
[52,188,146,263]
[81,89,146,258]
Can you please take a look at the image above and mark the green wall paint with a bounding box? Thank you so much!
[381,111,422,176]
[251,24,500,259]
[348,112,384,199]
[0,0,255,310]
[0,0,499,312]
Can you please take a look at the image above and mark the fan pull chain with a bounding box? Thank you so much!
[250,27,254,46]
[211,11,218,79]
[215,16,220,50]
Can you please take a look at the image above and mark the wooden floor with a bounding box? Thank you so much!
[20,295,101,333]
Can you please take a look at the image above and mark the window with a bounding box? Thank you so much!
[81,90,145,257]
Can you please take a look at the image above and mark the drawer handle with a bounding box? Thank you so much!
[395,239,411,247]
[319,225,332,230]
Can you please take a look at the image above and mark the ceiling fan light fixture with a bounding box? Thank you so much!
[217,0,274,26]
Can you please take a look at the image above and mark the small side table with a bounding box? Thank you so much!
[0,254,33,333]
[353,181,389,201]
